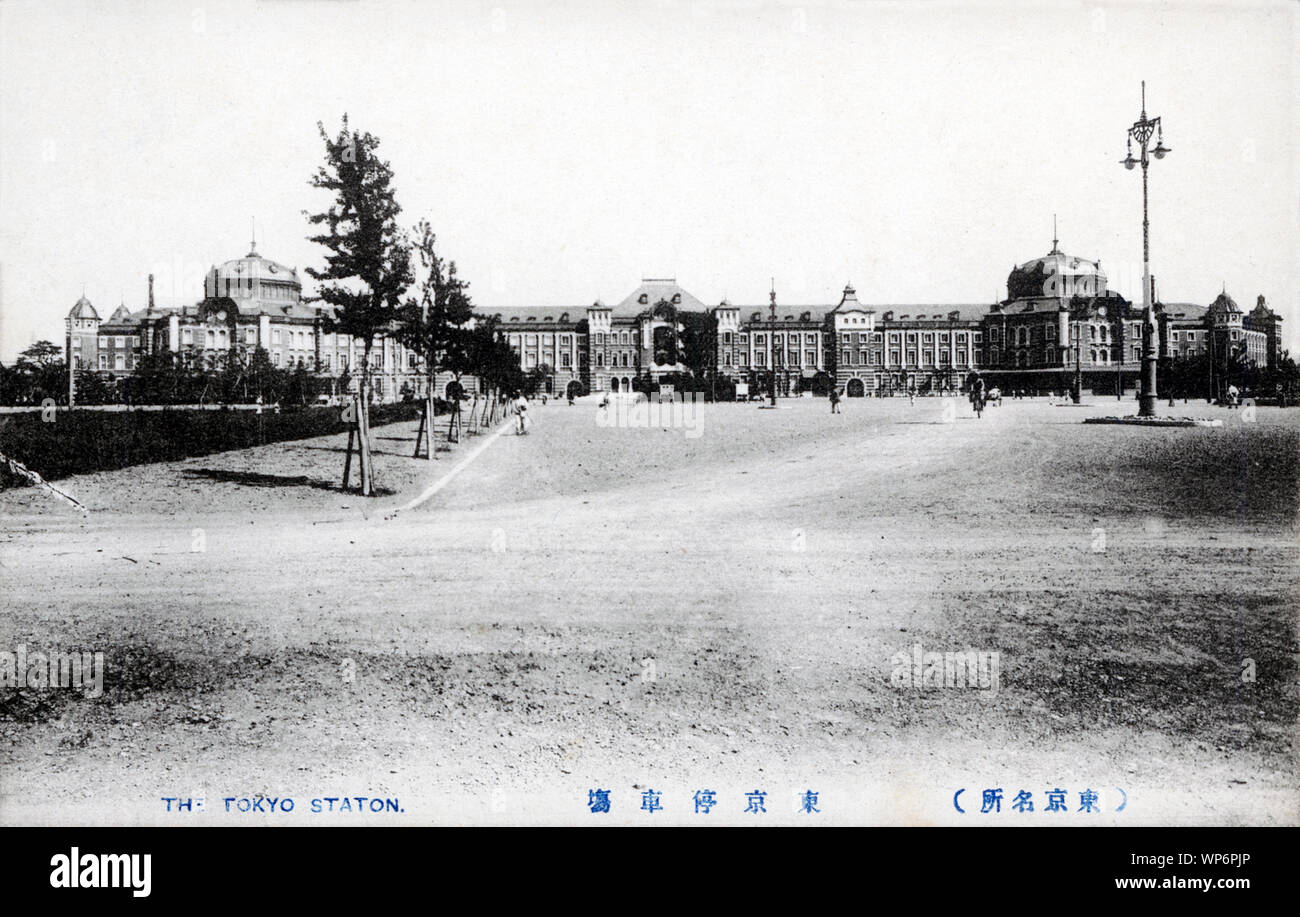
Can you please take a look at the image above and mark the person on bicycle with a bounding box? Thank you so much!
[967,373,986,417]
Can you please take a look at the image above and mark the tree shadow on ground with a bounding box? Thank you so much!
[295,443,454,457]
[183,468,337,491]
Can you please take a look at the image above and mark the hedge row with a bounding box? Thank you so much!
[0,401,425,483]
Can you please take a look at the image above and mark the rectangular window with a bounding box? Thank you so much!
[98,354,108,369]
[182,328,193,345]
[805,350,816,366]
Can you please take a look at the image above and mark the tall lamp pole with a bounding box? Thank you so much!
[768,280,777,407]
[1073,316,1082,403]
[1120,80,1171,417]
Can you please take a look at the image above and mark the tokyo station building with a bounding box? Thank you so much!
[491,238,1283,399]
[66,238,1283,401]
[64,242,426,402]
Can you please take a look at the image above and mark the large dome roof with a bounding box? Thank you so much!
[208,244,300,288]
[1007,243,1107,300]
[203,243,305,315]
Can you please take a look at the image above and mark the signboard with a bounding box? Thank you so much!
[735,383,749,398]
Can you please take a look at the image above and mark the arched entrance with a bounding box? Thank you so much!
[846,377,865,398]
[622,377,631,392]
[566,380,583,399]
[610,377,620,393]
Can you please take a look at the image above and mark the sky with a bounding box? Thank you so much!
[1,0,1296,361]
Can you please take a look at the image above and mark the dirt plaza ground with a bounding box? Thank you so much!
[0,395,1296,825]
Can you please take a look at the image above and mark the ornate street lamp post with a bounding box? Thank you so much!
[1120,80,1171,417]
[768,280,777,407]
[1073,314,1082,403]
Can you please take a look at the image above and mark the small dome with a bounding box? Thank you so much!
[68,295,99,320]
[1209,291,1240,314]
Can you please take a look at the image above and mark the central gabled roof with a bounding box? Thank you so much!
[615,279,709,316]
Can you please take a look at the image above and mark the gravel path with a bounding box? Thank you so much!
[1,396,1295,824]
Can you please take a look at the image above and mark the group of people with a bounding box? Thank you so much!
[511,388,582,434]
[827,373,993,416]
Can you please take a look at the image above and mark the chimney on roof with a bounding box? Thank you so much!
[147,273,155,313]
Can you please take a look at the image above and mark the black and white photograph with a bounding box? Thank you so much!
[0,0,1296,889]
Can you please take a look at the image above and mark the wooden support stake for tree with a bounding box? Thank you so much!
[424,392,435,459]
[447,399,461,443]
[413,398,427,458]
[358,394,373,496]
[467,392,480,434]
[342,425,355,490]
